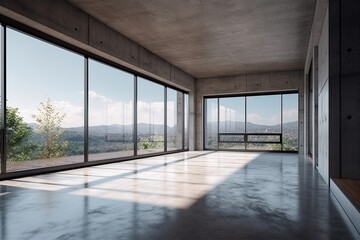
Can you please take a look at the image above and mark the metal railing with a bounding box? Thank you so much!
[218,133,282,144]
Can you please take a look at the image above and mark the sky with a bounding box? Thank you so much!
[207,94,298,126]
[6,27,297,129]
[6,27,180,128]
[7,27,84,127]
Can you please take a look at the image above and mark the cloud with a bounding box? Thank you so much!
[89,100,134,126]
[19,109,35,124]
[219,105,245,122]
[247,113,281,125]
[215,105,298,125]
[137,101,164,124]
[88,90,113,103]
[283,108,298,122]
[17,101,84,128]
[88,90,177,126]
[167,102,177,127]
[18,90,179,128]
[53,101,84,127]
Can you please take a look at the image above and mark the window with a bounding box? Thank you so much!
[283,94,299,151]
[204,98,218,149]
[246,95,281,150]
[88,59,134,161]
[0,24,189,176]
[219,97,245,150]
[204,93,298,151]
[184,93,189,149]
[167,88,183,151]
[137,77,165,154]
[6,28,84,172]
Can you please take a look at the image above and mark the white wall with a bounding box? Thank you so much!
[317,9,329,185]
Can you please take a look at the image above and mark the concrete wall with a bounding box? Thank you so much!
[328,0,341,179]
[303,0,328,182]
[303,0,328,164]
[318,0,360,181]
[308,0,360,182]
[176,92,184,148]
[195,70,303,150]
[188,91,196,150]
[304,0,328,74]
[338,0,360,179]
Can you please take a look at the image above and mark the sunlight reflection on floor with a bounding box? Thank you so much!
[0,152,260,209]
[0,192,10,196]
[70,151,260,209]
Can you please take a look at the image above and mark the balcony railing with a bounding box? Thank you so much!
[218,133,282,144]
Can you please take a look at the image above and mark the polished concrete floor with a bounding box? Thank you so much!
[0,151,358,240]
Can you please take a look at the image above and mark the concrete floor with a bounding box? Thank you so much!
[0,151,358,240]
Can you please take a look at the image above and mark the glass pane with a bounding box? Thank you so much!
[246,94,281,151]
[283,94,298,151]
[219,97,245,150]
[88,59,134,161]
[246,95,281,134]
[137,77,164,154]
[204,98,218,149]
[219,97,245,133]
[184,93,189,149]
[6,28,84,172]
[167,88,183,151]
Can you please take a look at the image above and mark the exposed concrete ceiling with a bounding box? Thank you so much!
[68,0,316,79]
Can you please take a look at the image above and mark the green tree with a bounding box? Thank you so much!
[271,137,297,151]
[6,107,34,161]
[138,135,164,150]
[32,98,68,159]
[282,137,298,151]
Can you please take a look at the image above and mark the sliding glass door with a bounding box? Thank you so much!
[283,94,299,151]
[204,98,218,149]
[167,88,184,151]
[246,95,281,150]
[6,28,85,172]
[137,77,165,154]
[218,97,245,150]
[0,24,190,176]
[88,59,134,161]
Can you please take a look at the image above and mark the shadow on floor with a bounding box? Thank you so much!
[0,152,358,240]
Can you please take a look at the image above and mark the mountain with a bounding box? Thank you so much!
[65,124,134,133]
[215,121,298,131]
[26,121,298,134]
[282,121,298,130]
[26,123,166,134]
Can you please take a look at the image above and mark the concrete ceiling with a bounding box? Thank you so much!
[68,0,316,79]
